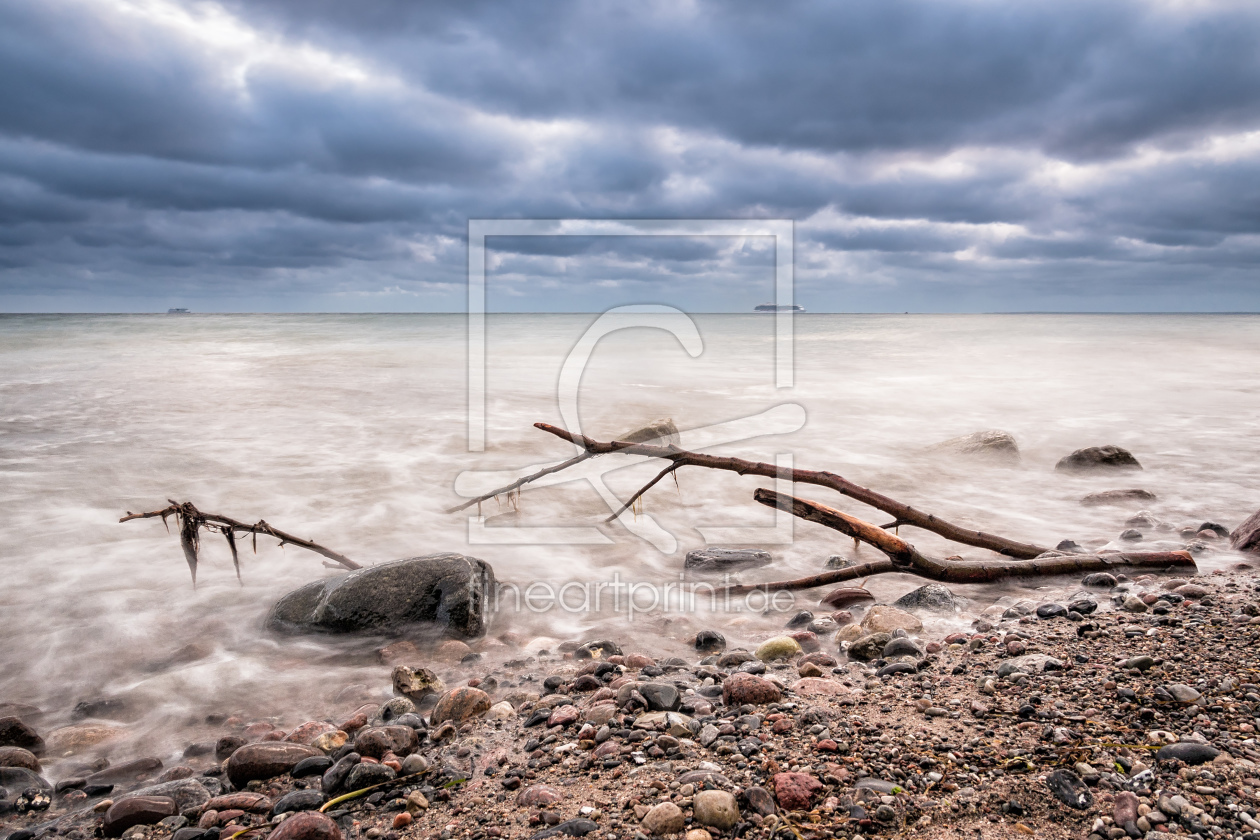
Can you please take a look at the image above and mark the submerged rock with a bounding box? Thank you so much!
[1080,489,1158,506]
[0,717,43,755]
[925,430,1020,464]
[684,547,773,572]
[1055,445,1142,473]
[618,418,681,447]
[267,553,495,638]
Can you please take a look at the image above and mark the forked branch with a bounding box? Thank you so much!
[121,500,360,586]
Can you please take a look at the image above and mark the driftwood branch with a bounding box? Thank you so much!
[532,422,1049,559]
[445,451,593,514]
[604,462,682,523]
[121,500,360,586]
[721,489,1197,594]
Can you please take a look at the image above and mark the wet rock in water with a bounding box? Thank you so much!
[1174,583,1209,599]
[226,743,322,787]
[1068,598,1097,615]
[353,725,418,758]
[692,790,740,831]
[684,547,773,572]
[391,665,445,703]
[1045,769,1093,810]
[1119,529,1143,542]
[103,796,179,836]
[345,762,395,789]
[1082,572,1117,588]
[121,779,214,811]
[722,673,782,705]
[430,687,491,724]
[86,757,163,784]
[925,430,1020,464]
[1036,603,1068,619]
[0,766,50,792]
[755,636,802,661]
[266,811,343,840]
[744,785,777,816]
[291,756,332,778]
[574,639,622,659]
[772,772,823,811]
[860,605,923,634]
[847,632,892,662]
[1155,742,1220,765]
[1233,508,1260,555]
[0,747,39,772]
[619,418,681,446]
[266,552,495,639]
[46,722,124,756]
[1055,445,1142,473]
[204,793,273,814]
[641,801,686,835]
[272,789,327,815]
[1122,595,1148,612]
[820,588,875,607]
[694,630,726,654]
[1080,489,1158,507]
[893,583,962,613]
[823,555,852,570]
[785,610,814,628]
[0,718,43,755]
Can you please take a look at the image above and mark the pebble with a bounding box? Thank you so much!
[430,687,491,724]
[226,743,322,787]
[641,801,685,834]
[103,796,179,837]
[265,811,343,840]
[692,790,740,830]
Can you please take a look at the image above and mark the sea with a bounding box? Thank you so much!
[0,313,1257,770]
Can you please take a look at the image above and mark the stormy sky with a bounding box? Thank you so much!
[1,0,1259,312]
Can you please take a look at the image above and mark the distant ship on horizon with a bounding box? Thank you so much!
[753,303,805,312]
[167,308,190,314]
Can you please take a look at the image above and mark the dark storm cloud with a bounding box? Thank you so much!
[1,0,1259,310]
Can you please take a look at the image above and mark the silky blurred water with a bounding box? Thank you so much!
[0,313,1257,773]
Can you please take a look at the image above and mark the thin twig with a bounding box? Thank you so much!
[604,462,682,522]
[445,451,594,514]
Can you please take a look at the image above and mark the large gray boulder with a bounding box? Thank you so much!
[1055,445,1142,473]
[267,553,495,638]
[925,430,1020,464]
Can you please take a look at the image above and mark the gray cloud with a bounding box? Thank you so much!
[1,0,1258,311]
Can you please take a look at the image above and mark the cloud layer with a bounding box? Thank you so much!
[2,0,1259,311]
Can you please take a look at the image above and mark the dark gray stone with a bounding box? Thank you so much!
[1046,769,1093,809]
[638,683,680,712]
[882,637,922,658]
[345,762,395,790]
[1082,573,1118,588]
[272,789,328,815]
[574,640,621,660]
[267,553,495,638]
[1055,446,1142,473]
[1036,603,1068,619]
[1080,489,1157,507]
[321,753,360,796]
[694,630,726,653]
[893,584,962,613]
[1155,743,1220,765]
[1233,508,1260,555]
[683,548,773,572]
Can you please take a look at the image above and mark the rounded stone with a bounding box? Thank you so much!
[517,784,563,808]
[721,673,782,706]
[352,726,418,759]
[692,790,740,830]
[693,630,726,654]
[772,772,822,811]
[755,637,803,661]
[429,687,491,725]
[266,811,343,840]
[345,762,395,790]
[272,789,328,816]
[0,746,40,772]
[103,796,178,837]
[226,743,322,787]
[391,666,445,703]
[641,801,685,835]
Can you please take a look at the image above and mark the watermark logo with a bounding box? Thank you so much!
[457,219,802,555]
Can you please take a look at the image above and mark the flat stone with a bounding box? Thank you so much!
[518,784,563,808]
[744,785,776,816]
[1155,742,1220,765]
[0,766,50,792]
[1081,489,1158,507]
[119,779,214,811]
[619,418,681,446]
[684,548,773,572]
[272,790,327,815]
[87,758,163,785]
[226,743,322,787]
